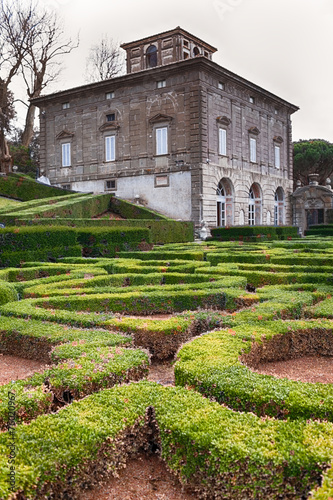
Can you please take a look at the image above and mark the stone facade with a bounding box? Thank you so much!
[32,27,298,229]
[291,174,333,235]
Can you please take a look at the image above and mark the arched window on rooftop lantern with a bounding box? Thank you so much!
[146,45,158,68]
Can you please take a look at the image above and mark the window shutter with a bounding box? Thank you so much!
[250,138,256,163]
[62,143,71,167]
[274,145,280,168]
[219,128,226,155]
[156,127,168,155]
[105,136,115,161]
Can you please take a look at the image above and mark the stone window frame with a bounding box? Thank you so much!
[149,114,173,157]
[157,80,166,89]
[248,127,260,164]
[105,134,116,162]
[217,116,231,157]
[146,45,158,68]
[106,113,116,122]
[61,143,71,167]
[273,136,283,169]
[105,179,117,191]
[99,119,120,163]
[56,130,74,168]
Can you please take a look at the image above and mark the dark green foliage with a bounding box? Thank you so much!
[0,226,81,267]
[0,173,71,201]
[305,224,333,236]
[14,218,194,244]
[293,139,333,187]
[210,225,299,241]
[116,250,204,261]
[76,227,151,258]
[110,196,168,220]
[0,193,112,221]
[0,226,77,252]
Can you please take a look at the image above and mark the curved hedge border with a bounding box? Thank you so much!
[1,240,333,497]
[0,315,148,429]
[0,281,18,305]
[175,320,333,421]
[1,382,333,500]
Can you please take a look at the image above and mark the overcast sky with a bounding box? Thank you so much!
[13,0,333,142]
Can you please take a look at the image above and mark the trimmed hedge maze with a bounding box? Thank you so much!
[0,239,333,498]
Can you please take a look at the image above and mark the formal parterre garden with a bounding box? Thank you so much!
[0,179,332,499]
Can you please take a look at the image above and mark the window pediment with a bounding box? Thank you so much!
[99,122,120,132]
[56,130,74,140]
[216,116,231,126]
[273,135,283,143]
[149,113,173,124]
[248,126,260,135]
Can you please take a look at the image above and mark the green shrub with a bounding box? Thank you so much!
[0,246,82,268]
[0,280,18,305]
[175,320,333,420]
[18,218,194,244]
[110,196,168,220]
[76,227,151,258]
[210,225,298,241]
[0,173,72,201]
[117,250,204,261]
[0,382,333,500]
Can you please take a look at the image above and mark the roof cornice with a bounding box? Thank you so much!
[31,57,299,113]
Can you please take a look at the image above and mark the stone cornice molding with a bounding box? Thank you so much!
[56,130,74,140]
[248,126,260,135]
[148,113,173,124]
[99,122,120,132]
[216,116,231,126]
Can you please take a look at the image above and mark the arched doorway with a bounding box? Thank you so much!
[248,183,262,225]
[274,187,285,226]
[216,178,234,227]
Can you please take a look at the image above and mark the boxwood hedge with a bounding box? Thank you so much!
[175,319,333,421]
[0,382,333,500]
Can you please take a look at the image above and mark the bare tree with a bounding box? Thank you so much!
[0,0,34,171]
[0,0,78,170]
[85,35,124,82]
[20,6,78,146]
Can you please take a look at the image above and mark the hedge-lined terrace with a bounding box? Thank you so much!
[0,238,332,498]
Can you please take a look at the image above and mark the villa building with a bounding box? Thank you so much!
[32,27,299,229]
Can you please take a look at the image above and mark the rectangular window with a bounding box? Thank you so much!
[105,136,115,162]
[249,204,255,225]
[249,96,255,104]
[157,80,166,88]
[62,184,71,190]
[156,127,168,155]
[218,82,225,90]
[62,143,71,167]
[250,137,257,163]
[105,179,116,190]
[106,91,115,99]
[106,113,115,122]
[219,128,227,156]
[274,145,281,169]
[62,102,70,109]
